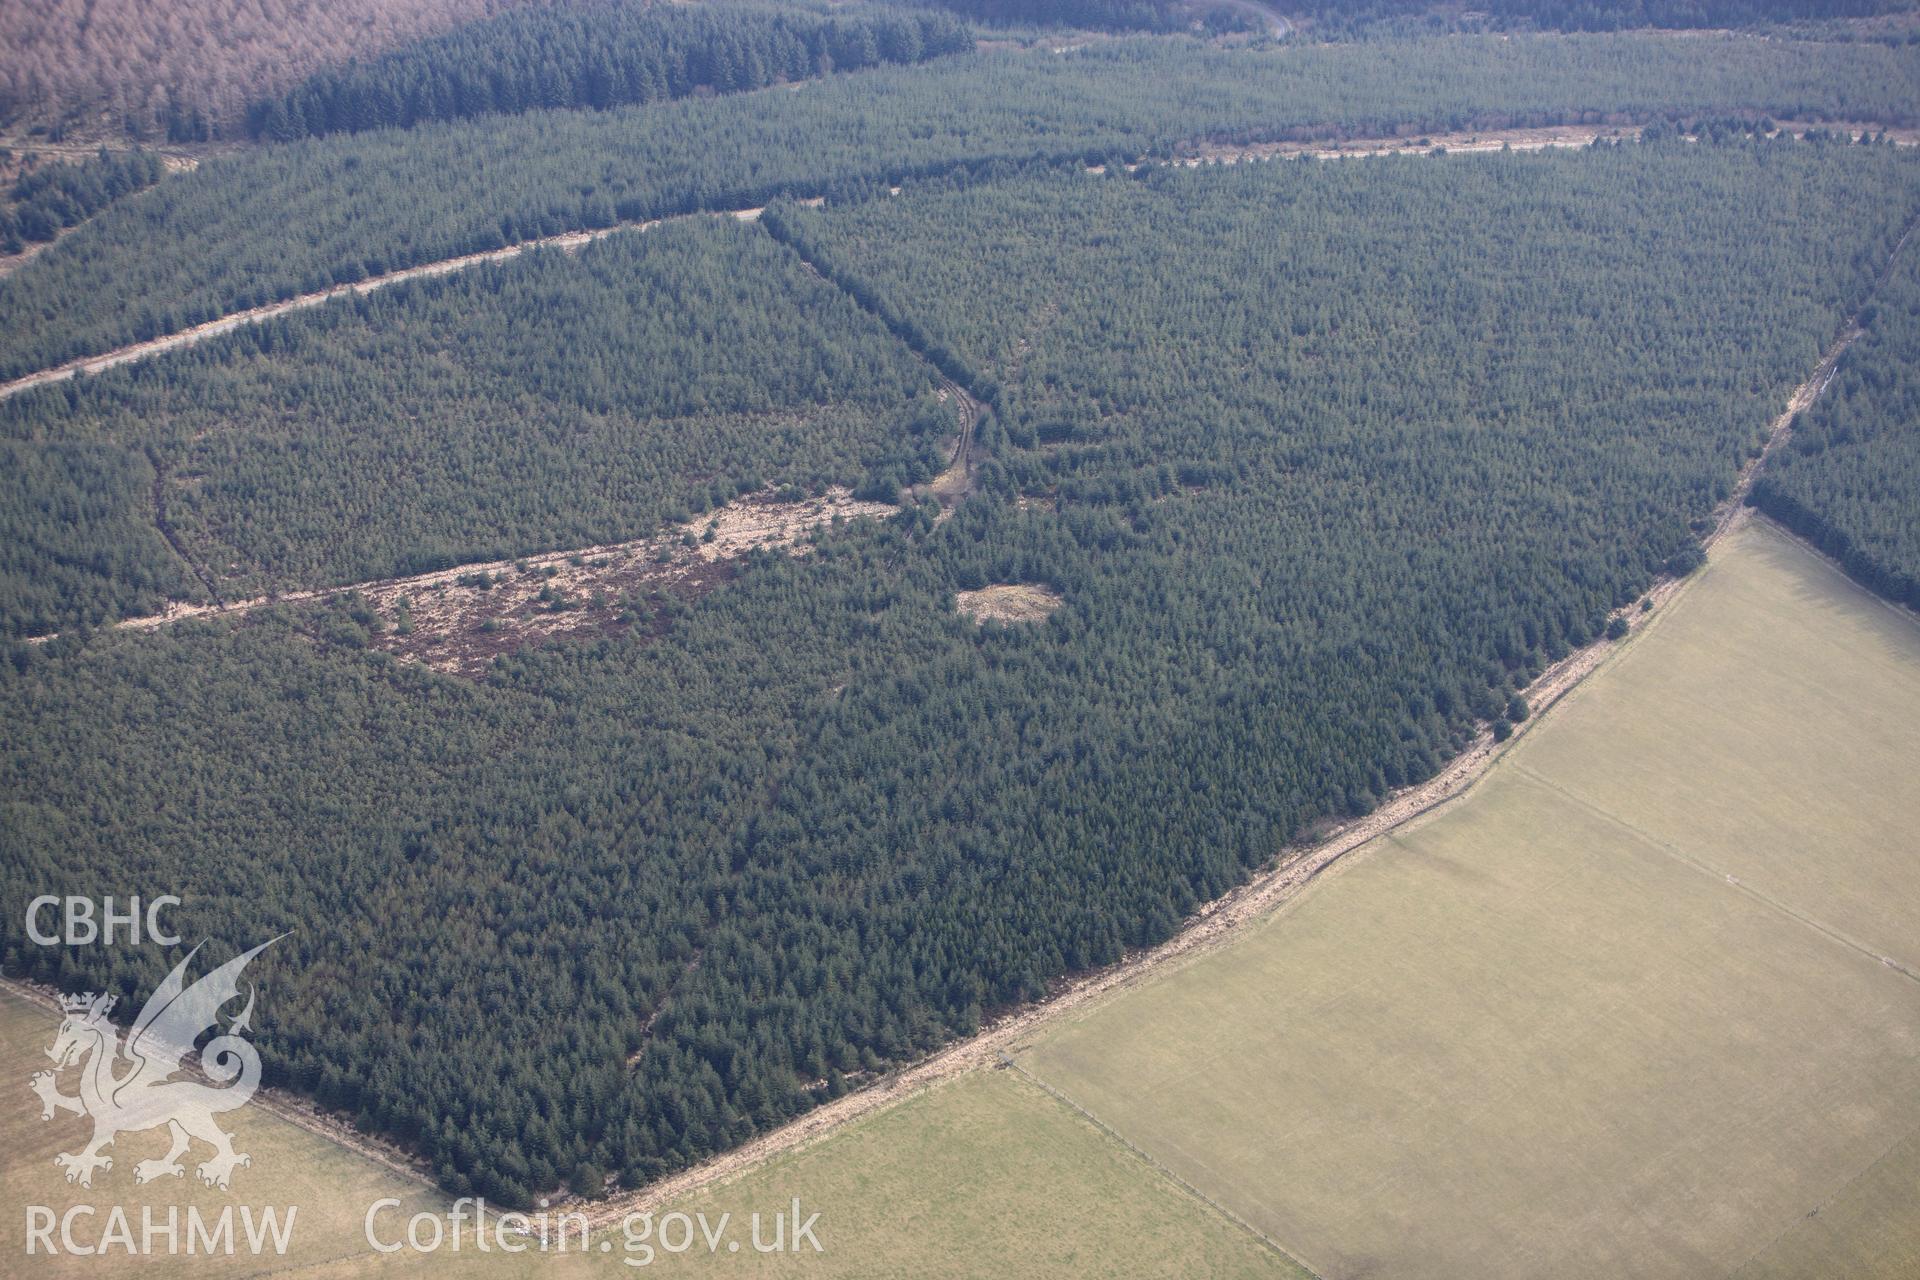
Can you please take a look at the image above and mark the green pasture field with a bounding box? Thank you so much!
[1016,523,1920,1279]
[0,989,1292,1277]
[643,1069,1296,1279]
[0,987,447,1277]
[1516,525,1920,972]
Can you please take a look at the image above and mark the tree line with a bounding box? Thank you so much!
[1,148,164,255]
[247,4,972,142]
[1753,235,1920,607]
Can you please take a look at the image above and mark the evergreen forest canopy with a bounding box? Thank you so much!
[912,0,1197,33]
[0,148,165,255]
[0,219,949,635]
[5,139,1916,1208]
[1476,0,1914,29]
[246,3,972,142]
[1753,234,1920,606]
[2,34,1916,382]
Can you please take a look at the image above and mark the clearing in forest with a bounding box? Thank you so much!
[954,583,1063,625]
[141,487,897,676]
[360,489,898,675]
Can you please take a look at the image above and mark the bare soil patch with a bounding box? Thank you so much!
[108,488,894,674]
[1182,121,1916,167]
[956,582,1063,624]
[354,488,894,675]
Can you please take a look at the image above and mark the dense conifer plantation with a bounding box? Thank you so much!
[4,140,1914,1205]
[916,0,1194,31]
[1754,239,1920,606]
[0,219,944,632]
[0,148,166,253]
[2,35,1914,381]
[0,440,196,637]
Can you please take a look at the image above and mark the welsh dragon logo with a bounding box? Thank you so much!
[30,938,279,1191]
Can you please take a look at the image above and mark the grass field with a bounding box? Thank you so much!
[0,987,450,1277]
[1732,1123,1920,1279]
[0,988,1293,1276]
[649,1070,1297,1279]
[1016,522,1920,1280]
[1515,526,1920,972]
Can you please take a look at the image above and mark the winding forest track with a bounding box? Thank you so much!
[927,375,982,502]
[938,376,978,476]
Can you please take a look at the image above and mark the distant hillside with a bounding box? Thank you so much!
[920,0,1913,32]
[247,4,972,141]
[1288,0,1915,35]
[0,0,531,142]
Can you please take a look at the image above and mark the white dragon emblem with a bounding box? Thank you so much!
[30,938,280,1191]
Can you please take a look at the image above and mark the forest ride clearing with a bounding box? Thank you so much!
[105,488,895,674]
[1179,121,1916,166]
[0,204,785,401]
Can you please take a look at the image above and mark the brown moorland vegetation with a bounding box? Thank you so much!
[0,0,531,140]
